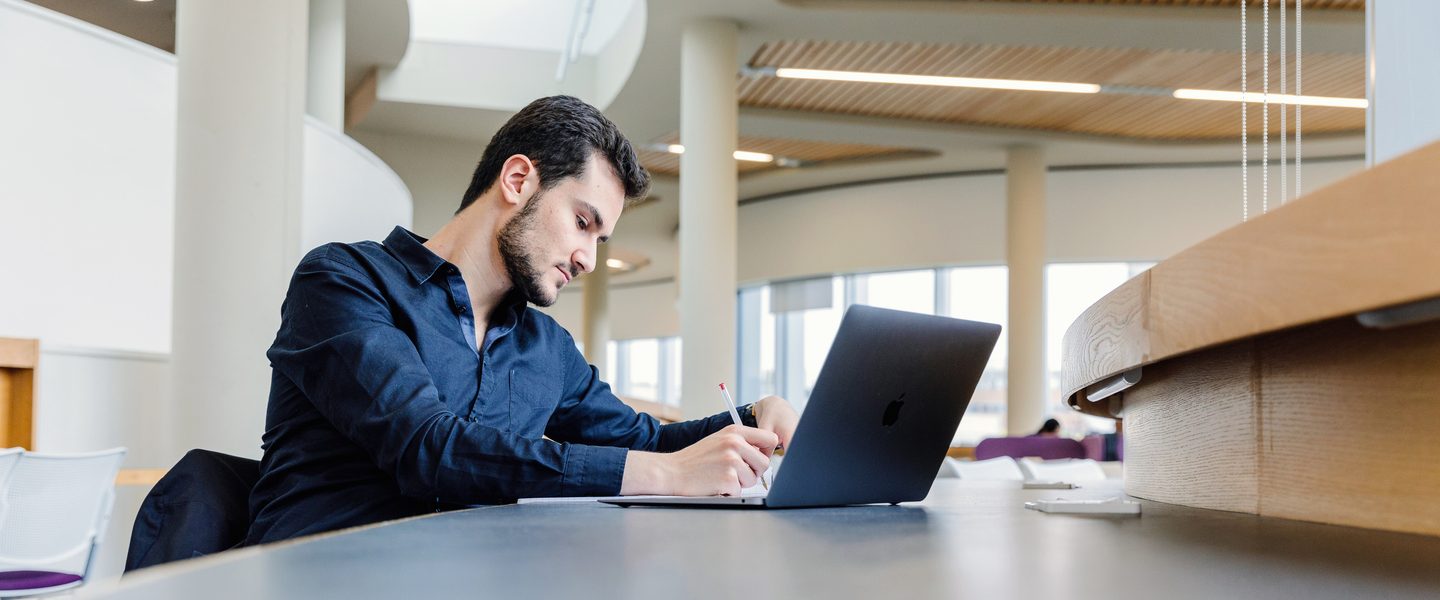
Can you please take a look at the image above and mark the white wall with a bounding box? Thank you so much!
[349,130,479,237]
[34,349,174,467]
[0,0,412,466]
[0,0,177,354]
[741,159,1365,283]
[303,120,414,248]
[1367,0,1440,164]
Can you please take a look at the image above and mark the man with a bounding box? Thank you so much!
[246,96,799,545]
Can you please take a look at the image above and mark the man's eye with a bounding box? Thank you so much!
[577,216,588,230]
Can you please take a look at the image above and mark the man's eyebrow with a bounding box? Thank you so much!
[579,200,608,243]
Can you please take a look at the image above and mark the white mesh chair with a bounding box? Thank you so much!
[0,449,21,523]
[0,448,126,598]
[1017,458,1108,483]
[954,456,1025,481]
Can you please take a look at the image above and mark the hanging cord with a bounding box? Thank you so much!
[1280,0,1287,205]
[1296,0,1303,200]
[1242,0,1248,222]
[1263,0,1270,215]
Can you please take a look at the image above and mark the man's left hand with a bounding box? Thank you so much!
[753,395,799,451]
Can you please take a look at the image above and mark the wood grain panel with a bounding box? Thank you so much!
[0,370,9,447]
[1060,270,1150,409]
[618,396,683,424]
[1258,318,1440,535]
[1147,139,1440,358]
[0,338,38,369]
[1123,340,1259,513]
[741,40,1363,141]
[0,368,33,449]
[117,469,168,487]
[1063,140,1440,415]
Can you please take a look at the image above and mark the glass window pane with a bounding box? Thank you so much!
[858,270,935,315]
[946,266,1008,445]
[625,338,660,401]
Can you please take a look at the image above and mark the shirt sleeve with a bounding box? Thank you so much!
[543,333,752,453]
[268,251,626,500]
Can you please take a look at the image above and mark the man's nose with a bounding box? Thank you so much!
[573,249,594,274]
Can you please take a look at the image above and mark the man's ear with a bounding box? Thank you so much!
[499,154,538,207]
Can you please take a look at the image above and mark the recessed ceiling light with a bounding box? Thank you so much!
[657,144,776,164]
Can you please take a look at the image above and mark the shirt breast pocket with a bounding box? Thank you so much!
[508,369,560,436]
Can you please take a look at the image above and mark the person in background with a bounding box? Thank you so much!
[1034,418,1061,438]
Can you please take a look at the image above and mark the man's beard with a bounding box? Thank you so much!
[497,191,567,307]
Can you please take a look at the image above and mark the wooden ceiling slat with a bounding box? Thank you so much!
[794,1,1363,10]
[741,40,1363,140]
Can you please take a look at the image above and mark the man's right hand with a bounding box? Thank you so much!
[620,425,779,496]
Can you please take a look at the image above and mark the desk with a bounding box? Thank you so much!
[90,480,1440,599]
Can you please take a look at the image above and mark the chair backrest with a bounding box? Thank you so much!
[125,449,261,573]
[954,456,1025,481]
[973,437,1086,461]
[1017,458,1109,483]
[0,448,22,528]
[0,448,126,579]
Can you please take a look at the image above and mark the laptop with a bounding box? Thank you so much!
[601,304,1000,509]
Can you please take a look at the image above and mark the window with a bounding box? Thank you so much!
[737,267,1010,445]
[1043,262,1154,437]
[606,336,682,406]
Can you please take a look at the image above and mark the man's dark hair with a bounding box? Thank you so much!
[458,95,650,213]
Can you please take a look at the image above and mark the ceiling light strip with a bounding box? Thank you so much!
[749,66,1366,109]
[1172,89,1366,109]
[774,67,1102,94]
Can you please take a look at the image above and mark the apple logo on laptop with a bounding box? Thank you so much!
[882,393,905,427]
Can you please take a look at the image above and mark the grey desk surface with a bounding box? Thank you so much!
[88,480,1440,599]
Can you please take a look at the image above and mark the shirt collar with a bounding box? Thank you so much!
[384,226,448,286]
[383,226,530,326]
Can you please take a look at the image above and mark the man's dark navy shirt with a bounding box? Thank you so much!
[246,227,745,545]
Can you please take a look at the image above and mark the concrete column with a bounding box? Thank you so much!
[678,19,738,419]
[582,243,611,377]
[173,1,308,457]
[307,0,346,129]
[1005,145,1046,436]
[1367,0,1440,165]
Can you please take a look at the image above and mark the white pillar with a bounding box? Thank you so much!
[1366,0,1440,165]
[307,0,346,129]
[1005,145,1046,436]
[173,1,308,457]
[582,244,611,377]
[678,19,738,419]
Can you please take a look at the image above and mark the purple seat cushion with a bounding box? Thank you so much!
[974,437,1086,461]
[0,570,82,591]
